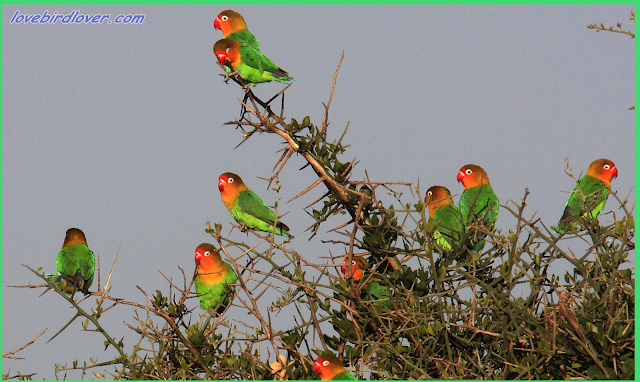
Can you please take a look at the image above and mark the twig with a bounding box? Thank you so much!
[2,329,47,359]
[319,51,344,134]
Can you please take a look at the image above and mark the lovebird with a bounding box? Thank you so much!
[557,159,618,232]
[213,10,260,51]
[213,38,294,86]
[218,172,293,238]
[47,228,95,296]
[194,243,238,314]
[425,186,466,252]
[341,257,389,302]
[457,164,499,251]
[313,354,357,380]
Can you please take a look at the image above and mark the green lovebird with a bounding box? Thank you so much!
[425,186,466,252]
[557,159,618,232]
[47,228,95,296]
[457,164,499,251]
[213,38,294,86]
[341,257,389,302]
[194,243,238,314]
[213,10,260,51]
[313,354,357,380]
[218,172,293,238]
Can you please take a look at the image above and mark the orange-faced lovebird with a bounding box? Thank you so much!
[557,159,618,232]
[194,243,237,314]
[425,186,465,252]
[218,172,293,238]
[313,354,357,380]
[341,257,389,303]
[213,10,260,50]
[457,164,499,251]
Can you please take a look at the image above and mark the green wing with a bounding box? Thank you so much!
[460,184,499,251]
[239,45,278,72]
[558,175,610,231]
[227,30,260,51]
[54,243,95,294]
[232,189,291,237]
[432,204,465,251]
[194,262,238,314]
[234,45,294,85]
[460,184,499,227]
[365,282,389,301]
[235,188,277,224]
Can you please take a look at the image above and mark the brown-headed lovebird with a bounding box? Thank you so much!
[213,38,293,86]
[557,159,618,232]
[425,186,465,252]
[213,10,260,51]
[218,172,293,238]
[46,228,95,296]
[194,243,238,314]
[457,164,499,251]
[313,354,357,380]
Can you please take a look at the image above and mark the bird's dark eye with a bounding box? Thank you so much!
[204,251,211,256]
[322,360,329,366]
[466,169,473,175]
[603,164,610,170]
[228,178,234,183]
[352,260,356,265]
[427,191,432,196]
[221,15,228,21]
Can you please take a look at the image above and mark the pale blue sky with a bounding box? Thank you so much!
[3,4,634,379]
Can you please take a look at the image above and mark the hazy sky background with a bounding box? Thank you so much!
[2,4,634,379]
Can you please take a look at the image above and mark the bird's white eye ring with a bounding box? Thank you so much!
[603,164,610,170]
[352,260,356,265]
[466,169,473,175]
[228,178,234,183]
[204,251,211,256]
[427,191,433,196]
[322,360,329,366]
[221,15,228,21]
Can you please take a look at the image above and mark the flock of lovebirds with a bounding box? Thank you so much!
[42,9,622,380]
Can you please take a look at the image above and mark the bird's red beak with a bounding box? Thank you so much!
[313,360,321,374]
[216,52,228,64]
[213,18,221,30]
[611,166,619,179]
[341,258,353,276]
[194,251,202,264]
[457,170,464,183]
[218,178,225,192]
